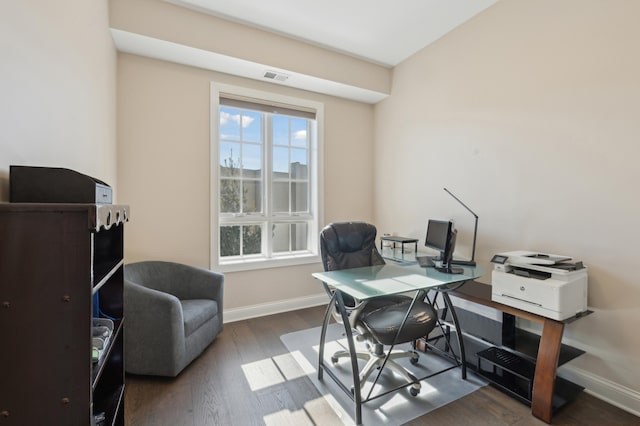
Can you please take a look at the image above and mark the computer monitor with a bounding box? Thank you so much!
[424,219,463,274]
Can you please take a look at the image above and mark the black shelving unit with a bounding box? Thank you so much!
[477,346,536,401]
[0,203,128,425]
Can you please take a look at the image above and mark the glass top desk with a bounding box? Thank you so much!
[312,263,485,425]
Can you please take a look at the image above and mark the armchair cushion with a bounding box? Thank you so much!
[181,299,218,337]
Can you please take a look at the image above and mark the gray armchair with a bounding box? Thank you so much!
[124,261,224,377]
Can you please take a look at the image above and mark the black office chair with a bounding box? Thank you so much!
[319,222,438,396]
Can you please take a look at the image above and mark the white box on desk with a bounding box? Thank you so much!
[491,266,588,321]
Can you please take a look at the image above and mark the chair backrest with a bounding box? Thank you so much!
[319,222,385,271]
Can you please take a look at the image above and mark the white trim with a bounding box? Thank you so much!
[223,293,328,323]
[210,83,220,271]
[508,322,640,417]
[215,253,321,273]
[210,83,324,272]
[558,364,640,417]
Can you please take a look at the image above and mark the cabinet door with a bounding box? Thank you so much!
[0,210,91,424]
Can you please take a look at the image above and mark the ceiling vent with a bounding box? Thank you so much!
[263,71,289,82]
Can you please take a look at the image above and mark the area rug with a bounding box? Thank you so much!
[281,323,486,425]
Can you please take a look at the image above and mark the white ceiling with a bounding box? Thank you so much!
[167,0,498,67]
[114,1,499,103]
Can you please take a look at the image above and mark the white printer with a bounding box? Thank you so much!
[490,251,588,321]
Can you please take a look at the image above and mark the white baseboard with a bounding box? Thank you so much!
[558,364,640,417]
[515,323,640,417]
[223,293,328,323]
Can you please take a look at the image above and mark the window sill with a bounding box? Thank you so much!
[215,253,321,273]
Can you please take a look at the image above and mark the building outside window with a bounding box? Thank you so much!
[211,84,323,271]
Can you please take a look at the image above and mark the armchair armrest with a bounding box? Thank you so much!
[124,280,186,376]
[126,261,223,302]
[167,263,224,302]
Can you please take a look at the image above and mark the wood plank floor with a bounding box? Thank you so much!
[125,306,638,426]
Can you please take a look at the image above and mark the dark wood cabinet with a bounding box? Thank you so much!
[0,203,129,425]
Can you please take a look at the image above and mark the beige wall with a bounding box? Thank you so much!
[0,1,117,200]
[375,0,640,402]
[117,53,375,310]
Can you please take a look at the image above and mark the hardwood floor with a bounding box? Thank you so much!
[125,306,638,426]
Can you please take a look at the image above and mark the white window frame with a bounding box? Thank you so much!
[210,83,324,272]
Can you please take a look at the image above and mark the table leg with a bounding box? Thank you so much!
[531,319,564,423]
[441,292,467,379]
[317,289,363,424]
[334,291,362,425]
[318,290,336,381]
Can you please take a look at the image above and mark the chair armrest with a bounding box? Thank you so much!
[168,264,224,302]
[124,280,186,371]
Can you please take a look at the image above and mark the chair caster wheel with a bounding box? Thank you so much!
[410,386,420,397]
[331,356,338,364]
[410,355,419,365]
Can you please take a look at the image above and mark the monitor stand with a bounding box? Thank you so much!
[435,265,464,274]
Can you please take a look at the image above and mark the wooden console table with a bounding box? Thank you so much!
[446,280,588,423]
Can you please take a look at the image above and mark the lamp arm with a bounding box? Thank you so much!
[444,188,478,263]
[444,187,478,218]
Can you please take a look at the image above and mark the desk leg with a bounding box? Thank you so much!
[531,319,564,423]
[441,292,467,380]
[318,290,336,382]
[323,291,362,425]
[336,291,362,425]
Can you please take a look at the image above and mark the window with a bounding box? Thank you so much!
[211,84,323,271]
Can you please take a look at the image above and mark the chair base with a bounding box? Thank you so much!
[331,343,421,396]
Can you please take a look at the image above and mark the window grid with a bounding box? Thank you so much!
[218,104,314,262]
